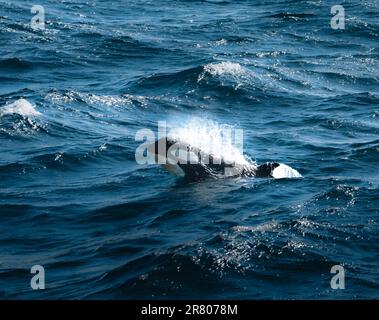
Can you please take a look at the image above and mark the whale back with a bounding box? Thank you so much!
[148,138,301,180]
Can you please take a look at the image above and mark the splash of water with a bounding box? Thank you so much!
[167,117,255,167]
[0,99,41,117]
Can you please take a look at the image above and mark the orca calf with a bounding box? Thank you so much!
[147,138,301,180]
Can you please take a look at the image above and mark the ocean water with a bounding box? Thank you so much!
[0,0,378,299]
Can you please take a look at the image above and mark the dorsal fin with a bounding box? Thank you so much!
[255,162,280,177]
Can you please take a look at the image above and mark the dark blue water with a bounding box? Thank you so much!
[0,0,378,299]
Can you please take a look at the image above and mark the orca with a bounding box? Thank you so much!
[147,138,301,180]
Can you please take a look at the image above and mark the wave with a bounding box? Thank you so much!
[129,61,258,103]
[200,61,248,79]
[98,36,171,58]
[268,13,316,20]
[0,99,41,117]
[0,142,134,176]
[0,99,44,137]
[45,90,147,109]
[0,58,32,70]
[131,58,368,100]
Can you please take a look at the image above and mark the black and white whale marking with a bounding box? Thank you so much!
[148,138,301,180]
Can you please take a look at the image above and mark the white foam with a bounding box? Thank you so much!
[198,61,250,84]
[232,221,278,233]
[272,163,302,179]
[203,61,246,77]
[0,99,41,117]
[45,91,147,108]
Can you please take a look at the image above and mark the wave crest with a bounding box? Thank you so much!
[0,99,41,117]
